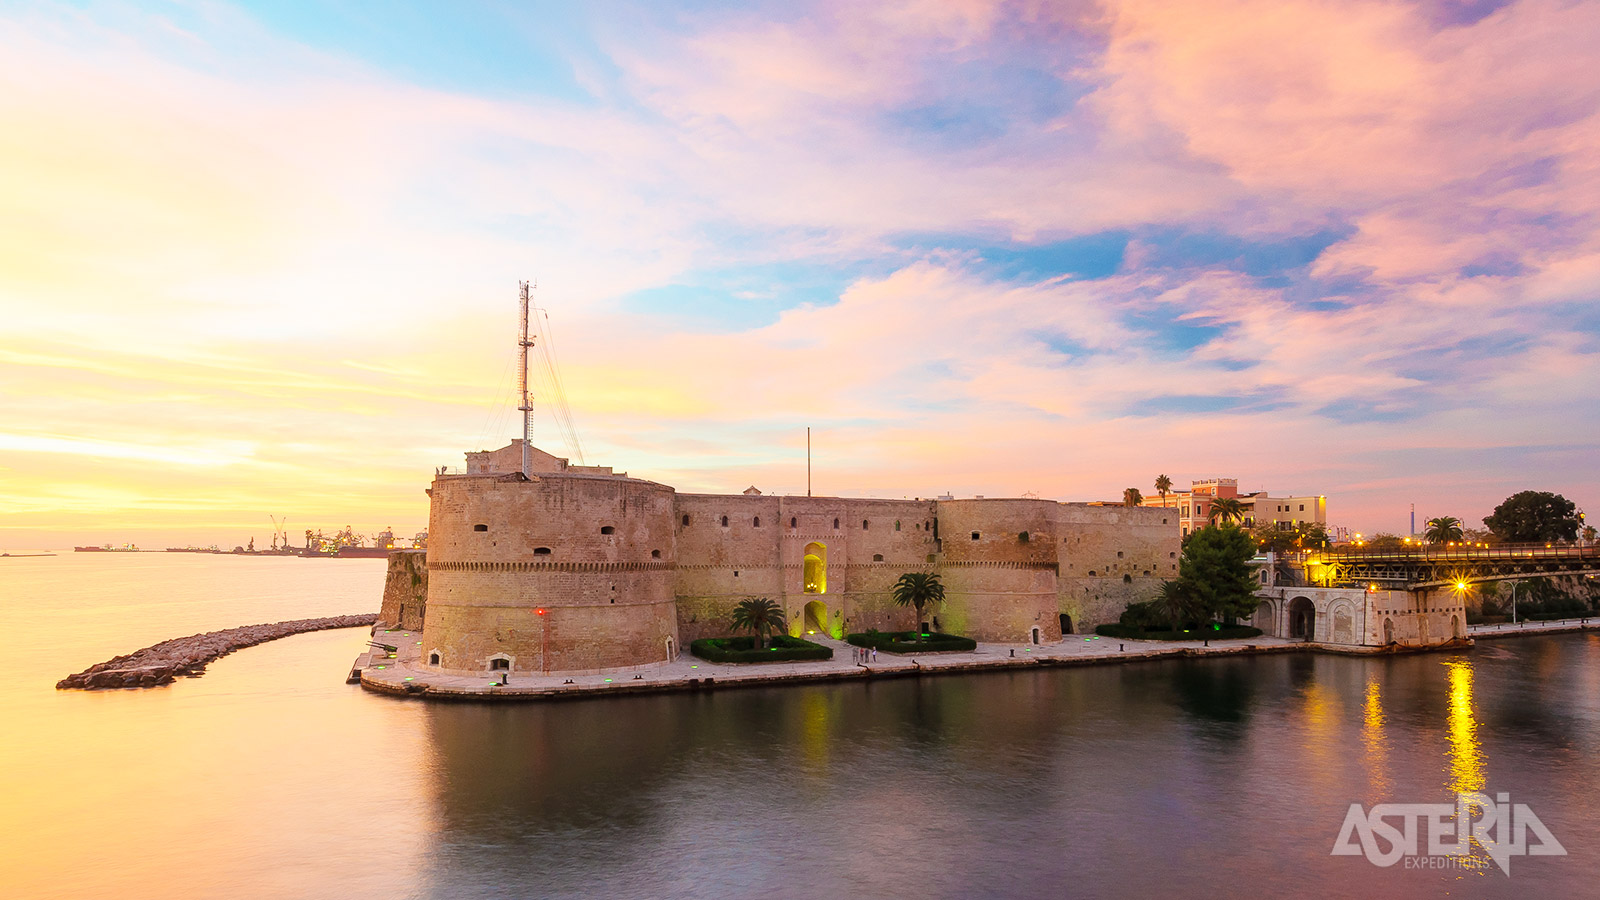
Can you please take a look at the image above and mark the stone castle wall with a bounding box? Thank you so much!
[672,494,938,642]
[378,549,428,631]
[423,473,679,674]
[419,468,1181,673]
[1056,504,1182,635]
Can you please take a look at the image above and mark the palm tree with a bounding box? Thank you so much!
[1154,474,1172,508]
[1424,516,1464,545]
[1123,487,1144,507]
[1155,580,1194,630]
[890,572,946,642]
[1208,497,1246,524]
[729,597,788,650]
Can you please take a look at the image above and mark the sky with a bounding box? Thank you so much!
[2,0,1598,548]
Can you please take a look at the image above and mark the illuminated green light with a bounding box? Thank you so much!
[604,678,613,683]
[403,677,414,682]
[375,665,386,669]
[691,664,698,668]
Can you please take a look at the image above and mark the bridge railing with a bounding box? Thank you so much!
[1315,542,1599,563]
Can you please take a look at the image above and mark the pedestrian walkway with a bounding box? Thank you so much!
[355,626,1315,702]
[1469,616,1600,639]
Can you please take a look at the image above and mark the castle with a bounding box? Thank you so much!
[381,440,1179,676]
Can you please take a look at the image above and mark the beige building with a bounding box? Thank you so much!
[1143,477,1327,536]
[390,443,1181,676]
[1249,553,1467,647]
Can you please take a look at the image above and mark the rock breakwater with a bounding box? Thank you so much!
[57,614,377,689]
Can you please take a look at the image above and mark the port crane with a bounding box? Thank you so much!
[268,515,289,551]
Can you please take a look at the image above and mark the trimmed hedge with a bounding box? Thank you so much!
[846,630,977,653]
[690,634,832,663]
[1094,623,1263,641]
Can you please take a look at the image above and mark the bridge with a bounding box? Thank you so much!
[1283,543,1600,590]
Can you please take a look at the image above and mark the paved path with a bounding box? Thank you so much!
[1469,617,1600,639]
[355,628,1358,702]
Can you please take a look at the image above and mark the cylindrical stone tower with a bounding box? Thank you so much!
[422,471,679,675]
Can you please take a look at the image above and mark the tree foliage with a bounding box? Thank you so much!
[1123,487,1144,507]
[1249,521,1329,554]
[1364,533,1407,551]
[729,597,788,650]
[1155,579,1198,628]
[1208,497,1246,524]
[1483,491,1581,543]
[1424,516,1465,544]
[890,572,947,642]
[1176,524,1261,624]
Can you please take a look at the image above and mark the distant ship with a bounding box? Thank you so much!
[74,544,141,552]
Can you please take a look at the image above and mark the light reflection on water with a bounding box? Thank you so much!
[4,555,1599,899]
[1447,658,1486,795]
[1362,678,1390,802]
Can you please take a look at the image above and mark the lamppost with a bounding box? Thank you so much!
[1507,581,1520,626]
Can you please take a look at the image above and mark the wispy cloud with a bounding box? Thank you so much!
[0,0,1596,545]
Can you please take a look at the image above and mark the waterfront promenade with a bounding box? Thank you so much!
[356,627,1447,702]
[1469,617,1600,639]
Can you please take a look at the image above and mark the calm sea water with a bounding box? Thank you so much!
[3,553,1597,899]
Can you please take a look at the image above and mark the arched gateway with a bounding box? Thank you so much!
[1288,597,1316,641]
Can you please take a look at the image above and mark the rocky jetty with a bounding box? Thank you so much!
[57,614,377,690]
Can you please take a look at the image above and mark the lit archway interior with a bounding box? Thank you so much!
[804,599,827,636]
[803,541,826,594]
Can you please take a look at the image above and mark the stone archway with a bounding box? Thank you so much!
[1288,597,1316,641]
[1452,614,1463,640]
[1059,614,1074,635]
[804,599,828,636]
[1328,600,1356,644]
[1383,617,1395,645]
[1252,600,1275,635]
[803,541,827,594]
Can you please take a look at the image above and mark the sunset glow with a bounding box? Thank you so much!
[2,0,1597,547]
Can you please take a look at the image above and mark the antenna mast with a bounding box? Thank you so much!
[518,280,535,478]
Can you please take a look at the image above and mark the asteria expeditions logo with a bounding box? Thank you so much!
[1332,792,1565,876]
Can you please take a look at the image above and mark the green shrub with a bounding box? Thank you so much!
[689,634,832,663]
[1118,600,1162,629]
[845,630,976,653]
[1094,623,1263,641]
